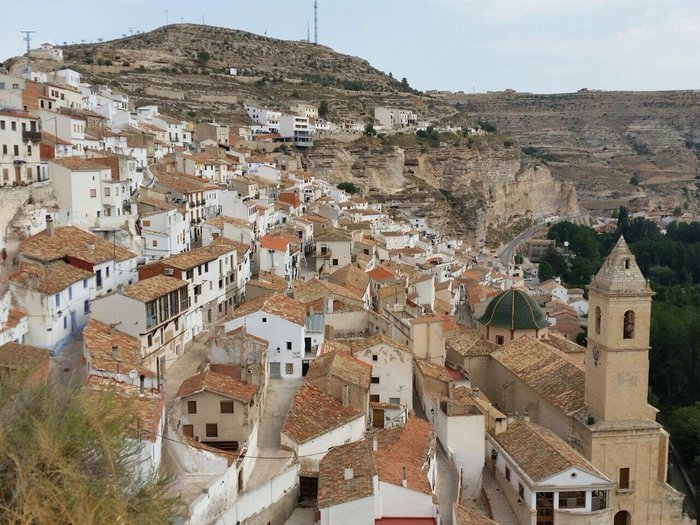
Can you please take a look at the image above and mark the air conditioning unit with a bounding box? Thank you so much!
[164,268,174,276]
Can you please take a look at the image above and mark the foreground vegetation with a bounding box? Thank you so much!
[0,379,180,524]
[539,211,700,491]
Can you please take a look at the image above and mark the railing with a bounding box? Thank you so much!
[23,130,42,143]
[314,248,332,258]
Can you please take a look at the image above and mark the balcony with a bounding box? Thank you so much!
[314,247,332,258]
[23,130,42,143]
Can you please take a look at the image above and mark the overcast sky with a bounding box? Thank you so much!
[1,0,699,93]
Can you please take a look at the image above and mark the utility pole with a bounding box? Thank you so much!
[164,9,169,26]
[307,20,310,43]
[20,31,36,77]
[128,27,135,36]
[314,0,318,45]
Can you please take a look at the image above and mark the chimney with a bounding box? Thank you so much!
[240,365,247,383]
[344,467,353,481]
[45,214,54,236]
[372,437,378,452]
[401,466,407,488]
[341,384,349,407]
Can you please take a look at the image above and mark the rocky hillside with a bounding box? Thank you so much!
[4,24,447,124]
[447,90,700,208]
[307,136,579,244]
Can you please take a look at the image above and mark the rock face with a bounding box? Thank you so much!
[307,140,579,242]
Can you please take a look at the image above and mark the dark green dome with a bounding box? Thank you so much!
[477,288,549,330]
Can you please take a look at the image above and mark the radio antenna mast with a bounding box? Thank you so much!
[314,0,318,45]
[20,31,36,77]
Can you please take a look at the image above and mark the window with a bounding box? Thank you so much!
[104,187,110,197]
[11,121,16,131]
[68,286,72,300]
[55,293,60,307]
[285,363,293,375]
[152,240,157,247]
[182,424,194,437]
[332,258,338,266]
[27,145,32,156]
[147,333,153,346]
[389,397,400,404]
[90,189,97,198]
[286,341,292,350]
[0,121,4,130]
[518,483,525,499]
[205,423,218,437]
[623,311,635,339]
[84,300,90,314]
[619,468,630,489]
[505,466,511,482]
[105,267,110,278]
[187,401,197,414]
[371,376,380,384]
[2,168,8,180]
[83,279,88,288]
[220,401,234,414]
[496,335,505,345]
[1,145,5,155]
[13,145,19,156]
[595,306,602,334]
[262,317,267,323]
[372,354,378,362]
[624,258,630,270]
[559,491,586,509]
[370,394,380,403]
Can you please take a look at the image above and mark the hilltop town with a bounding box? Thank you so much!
[0,27,698,525]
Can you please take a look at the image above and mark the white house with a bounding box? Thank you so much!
[0,108,45,185]
[281,381,365,471]
[349,334,413,427]
[318,415,438,525]
[223,294,313,379]
[487,420,614,524]
[9,260,94,354]
[90,275,189,373]
[313,228,352,276]
[258,233,300,281]
[279,115,313,148]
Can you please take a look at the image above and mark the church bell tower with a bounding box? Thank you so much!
[585,236,655,422]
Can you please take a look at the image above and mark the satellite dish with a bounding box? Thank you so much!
[564,241,569,247]
[128,369,138,380]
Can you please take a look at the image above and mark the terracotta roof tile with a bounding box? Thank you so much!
[446,330,498,357]
[83,319,154,378]
[158,238,236,270]
[20,225,137,264]
[282,382,362,444]
[454,505,498,525]
[492,336,584,414]
[349,334,413,355]
[260,233,295,253]
[318,439,375,508]
[294,279,363,305]
[0,342,50,373]
[492,420,606,482]
[229,294,306,326]
[415,358,454,383]
[328,264,369,297]
[175,368,257,402]
[306,351,372,391]
[10,260,93,295]
[122,275,187,303]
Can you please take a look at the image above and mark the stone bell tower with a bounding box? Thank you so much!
[585,236,655,422]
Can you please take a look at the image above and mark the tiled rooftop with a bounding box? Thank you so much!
[20,225,137,264]
[122,275,187,303]
[83,319,153,378]
[328,264,369,298]
[11,260,93,295]
[306,350,372,391]
[349,334,413,355]
[415,358,454,383]
[294,278,363,305]
[229,293,306,326]
[0,342,50,373]
[160,238,236,270]
[175,368,257,403]
[492,420,607,483]
[318,439,376,508]
[492,336,584,414]
[282,381,362,444]
[446,330,499,357]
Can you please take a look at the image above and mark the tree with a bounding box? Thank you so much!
[196,49,211,64]
[364,123,376,137]
[400,77,410,90]
[319,100,329,119]
[630,174,641,185]
[673,206,683,217]
[538,260,555,282]
[337,181,360,194]
[0,379,181,523]
[616,205,629,234]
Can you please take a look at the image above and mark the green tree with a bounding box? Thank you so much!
[364,123,376,137]
[616,205,629,234]
[337,181,360,194]
[196,49,211,64]
[538,260,555,282]
[0,379,181,523]
[673,206,682,217]
[400,77,410,90]
[319,100,329,119]
[630,174,641,185]
[540,246,568,278]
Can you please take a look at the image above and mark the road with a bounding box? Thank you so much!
[497,223,545,267]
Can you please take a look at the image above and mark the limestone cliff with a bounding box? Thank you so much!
[307,139,579,243]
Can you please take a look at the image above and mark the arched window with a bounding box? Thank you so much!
[623,310,635,339]
[595,306,602,335]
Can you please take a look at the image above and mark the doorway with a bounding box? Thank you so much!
[536,492,554,525]
[302,360,310,376]
[372,408,385,429]
[614,511,631,525]
[270,362,281,378]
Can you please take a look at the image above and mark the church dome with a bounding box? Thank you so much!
[477,288,549,330]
